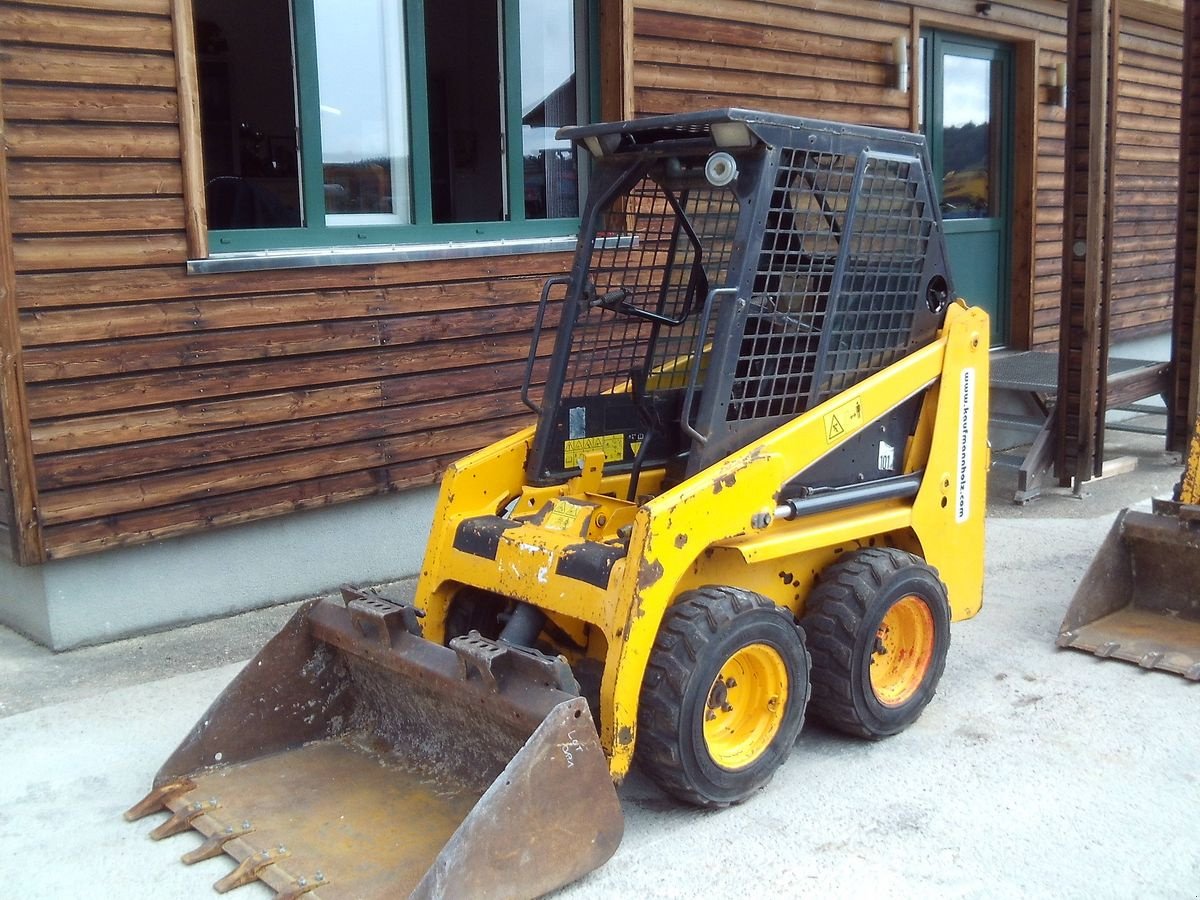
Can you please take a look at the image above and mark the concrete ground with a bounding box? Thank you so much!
[1,423,1197,899]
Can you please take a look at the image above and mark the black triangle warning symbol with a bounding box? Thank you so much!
[826,415,844,441]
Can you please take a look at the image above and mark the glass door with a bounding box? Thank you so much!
[922,31,1013,346]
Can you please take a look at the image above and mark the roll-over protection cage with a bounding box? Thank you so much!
[522,109,953,492]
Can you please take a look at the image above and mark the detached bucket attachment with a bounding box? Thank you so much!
[1058,504,1200,680]
[127,589,623,898]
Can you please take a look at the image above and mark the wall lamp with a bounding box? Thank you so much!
[892,34,910,93]
[1050,61,1068,109]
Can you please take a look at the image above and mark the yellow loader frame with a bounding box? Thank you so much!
[416,301,989,780]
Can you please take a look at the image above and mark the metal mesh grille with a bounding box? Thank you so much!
[726,149,857,421]
[560,176,740,401]
[819,154,934,398]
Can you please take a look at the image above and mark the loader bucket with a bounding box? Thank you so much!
[126,592,623,898]
[1057,506,1200,680]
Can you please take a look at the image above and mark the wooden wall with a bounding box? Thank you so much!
[0,0,567,561]
[630,0,1181,349]
[1110,14,1183,337]
[0,0,1185,562]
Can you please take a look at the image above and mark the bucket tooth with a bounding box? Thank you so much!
[124,780,194,822]
[214,846,291,894]
[1185,662,1200,681]
[1055,631,1077,649]
[276,871,329,900]
[150,798,220,840]
[1138,651,1164,669]
[1095,641,1120,658]
[181,821,254,864]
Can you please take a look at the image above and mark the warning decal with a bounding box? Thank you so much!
[823,397,865,444]
[543,500,583,532]
[563,433,625,469]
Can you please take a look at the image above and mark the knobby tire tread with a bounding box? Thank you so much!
[637,586,810,807]
[803,548,947,740]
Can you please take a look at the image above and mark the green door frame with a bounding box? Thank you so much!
[922,30,1015,347]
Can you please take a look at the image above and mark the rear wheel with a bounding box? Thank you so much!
[637,586,810,807]
[802,548,950,739]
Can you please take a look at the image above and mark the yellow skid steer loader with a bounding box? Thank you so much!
[1058,418,1200,679]
[128,109,990,898]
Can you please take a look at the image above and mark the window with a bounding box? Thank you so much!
[194,0,596,253]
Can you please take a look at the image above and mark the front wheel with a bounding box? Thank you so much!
[636,586,811,807]
[802,548,951,739]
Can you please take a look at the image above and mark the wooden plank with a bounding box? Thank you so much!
[634,88,911,129]
[0,77,45,563]
[30,357,551,455]
[10,197,185,235]
[38,414,528,529]
[1,84,178,124]
[24,331,547,418]
[3,123,180,159]
[0,45,177,89]
[0,6,173,52]
[637,35,890,85]
[19,276,546,344]
[1122,0,1184,30]
[40,452,454,560]
[7,160,182,198]
[170,0,207,258]
[11,233,187,273]
[636,9,883,62]
[4,0,168,13]
[14,252,572,309]
[19,301,557,382]
[599,0,633,120]
[36,388,532,489]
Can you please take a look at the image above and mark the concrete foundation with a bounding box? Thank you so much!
[0,486,438,650]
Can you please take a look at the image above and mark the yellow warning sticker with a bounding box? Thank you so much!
[823,397,865,444]
[543,500,583,532]
[563,433,625,469]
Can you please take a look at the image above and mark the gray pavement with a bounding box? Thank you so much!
[1,427,1197,899]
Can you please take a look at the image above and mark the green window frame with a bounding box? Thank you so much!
[206,0,600,254]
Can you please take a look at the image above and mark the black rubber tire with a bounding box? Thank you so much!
[636,586,811,808]
[801,548,950,740]
[443,587,512,645]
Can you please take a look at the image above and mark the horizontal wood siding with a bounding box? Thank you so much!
[0,0,1185,560]
[1110,14,1183,337]
[0,0,568,560]
[630,1,1179,350]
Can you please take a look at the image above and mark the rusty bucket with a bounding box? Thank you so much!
[126,591,623,899]
[1057,503,1200,680]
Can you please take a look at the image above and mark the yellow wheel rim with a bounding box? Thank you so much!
[702,643,789,770]
[869,595,935,707]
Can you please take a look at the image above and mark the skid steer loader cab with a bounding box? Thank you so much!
[129,110,990,898]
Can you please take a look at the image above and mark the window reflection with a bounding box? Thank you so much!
[315,0,412,225]
[520,0,580,219]
[196,0,303,229]
[941,54,993,219]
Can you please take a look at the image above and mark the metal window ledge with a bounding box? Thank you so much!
[187,235,582,275]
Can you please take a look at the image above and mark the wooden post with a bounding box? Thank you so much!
[1057,0,1117,490]
[1172,0,1200,450]
[600,0,634,121]
[171,0,209,260]
[0,77,45,564]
